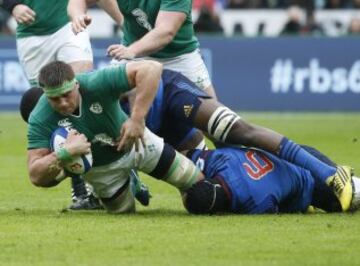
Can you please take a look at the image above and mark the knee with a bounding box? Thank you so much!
[100,185,136,214]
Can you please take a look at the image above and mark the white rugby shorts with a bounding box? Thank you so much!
[147,49,212,90]
[83,128,164,199]
[111,49,212,90]
[16,23,93,84]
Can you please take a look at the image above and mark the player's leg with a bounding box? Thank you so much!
[196,101,352,211]
[163,74,353,210]
[175,129,207,152]
[83,160,135,213]
[81,163,151,213]
[153,49,217,99]
[56,23,93,73]
[278,139,353,212]
[117,92,151,205]
[83,128,203,213]
[100,178,135,214]
[129,169,151,206]
[16,35,57,86]
[159,114,207,152]
[129,128,204,192]
[299,145,341,212]
[68,175,103,210]
[299,145,358,213]
[350,176,360,212]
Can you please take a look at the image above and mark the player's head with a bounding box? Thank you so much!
[19,86,44,123]
[184,178,230,214]
[38,61,80,115]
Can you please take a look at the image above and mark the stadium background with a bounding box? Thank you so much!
[0,1,359,111]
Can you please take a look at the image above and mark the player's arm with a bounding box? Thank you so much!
[116,60,163,151]
[107,11,185,59]
[96,0,123,26]
[28,131,91,187]
[68,0,123,33]
[67,0,92,33]
[27,148,65,187]
[1,0,36,24]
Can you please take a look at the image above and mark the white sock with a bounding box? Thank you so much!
[350,176,360,211]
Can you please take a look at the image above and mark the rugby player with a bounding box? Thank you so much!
[1,0,97,210]
[26,60,203,214]
[68,0,217,98]
[184,146,360,214]
[21,66,355,212]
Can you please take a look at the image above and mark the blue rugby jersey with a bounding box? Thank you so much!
[188,147,315,214]
[121,79,164,134]
[121,70,202,148]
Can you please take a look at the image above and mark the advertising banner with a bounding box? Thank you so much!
[0,37,359,111]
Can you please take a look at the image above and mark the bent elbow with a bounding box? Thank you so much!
[29,174,57,188]
[29,174,46,187]
[163,29,176,44]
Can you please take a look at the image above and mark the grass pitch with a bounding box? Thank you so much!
[0,112,359,266]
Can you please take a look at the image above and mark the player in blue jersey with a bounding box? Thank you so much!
[20,68,355,212]
[184,146,360,214]
[120,69,355,212]
[120,70,206,152]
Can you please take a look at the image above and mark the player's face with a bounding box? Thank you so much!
[47,82,80,115]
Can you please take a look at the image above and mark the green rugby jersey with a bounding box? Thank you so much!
[16,0,69,38]
[118,0,199,58]
[27,65,131,167]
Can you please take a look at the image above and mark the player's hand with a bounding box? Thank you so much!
[71,14,92,34]
[116,118,145,152]
[63,130,91,156]
[107,44,136,60]
[12,4,36,24]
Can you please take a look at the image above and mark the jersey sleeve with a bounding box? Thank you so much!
[160,0,191,16]
[76,64,131,100]
[27,116,52,150]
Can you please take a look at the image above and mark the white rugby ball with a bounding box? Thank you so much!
[50,127,93,175]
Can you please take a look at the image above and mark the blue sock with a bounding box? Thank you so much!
[71,174,88,198]
[279,138,336,183]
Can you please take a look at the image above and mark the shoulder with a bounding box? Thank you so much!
[28,95,64,135]
[76,65,127,85]
[28,95,53,124]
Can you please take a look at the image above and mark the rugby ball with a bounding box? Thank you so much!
[50,127,93,175]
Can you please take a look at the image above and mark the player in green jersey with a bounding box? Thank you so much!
[3,0,93,85]
[26,62,355,212]
[27,60,204,213]
[68,0,217,99]
[1,0,99,209]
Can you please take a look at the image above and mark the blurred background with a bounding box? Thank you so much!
[0,0,359,111]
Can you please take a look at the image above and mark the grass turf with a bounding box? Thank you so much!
[0,112,359,266]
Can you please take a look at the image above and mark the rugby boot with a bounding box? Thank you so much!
[326,166,354,211]
[130,169,151,206]
[69,194,103,210]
